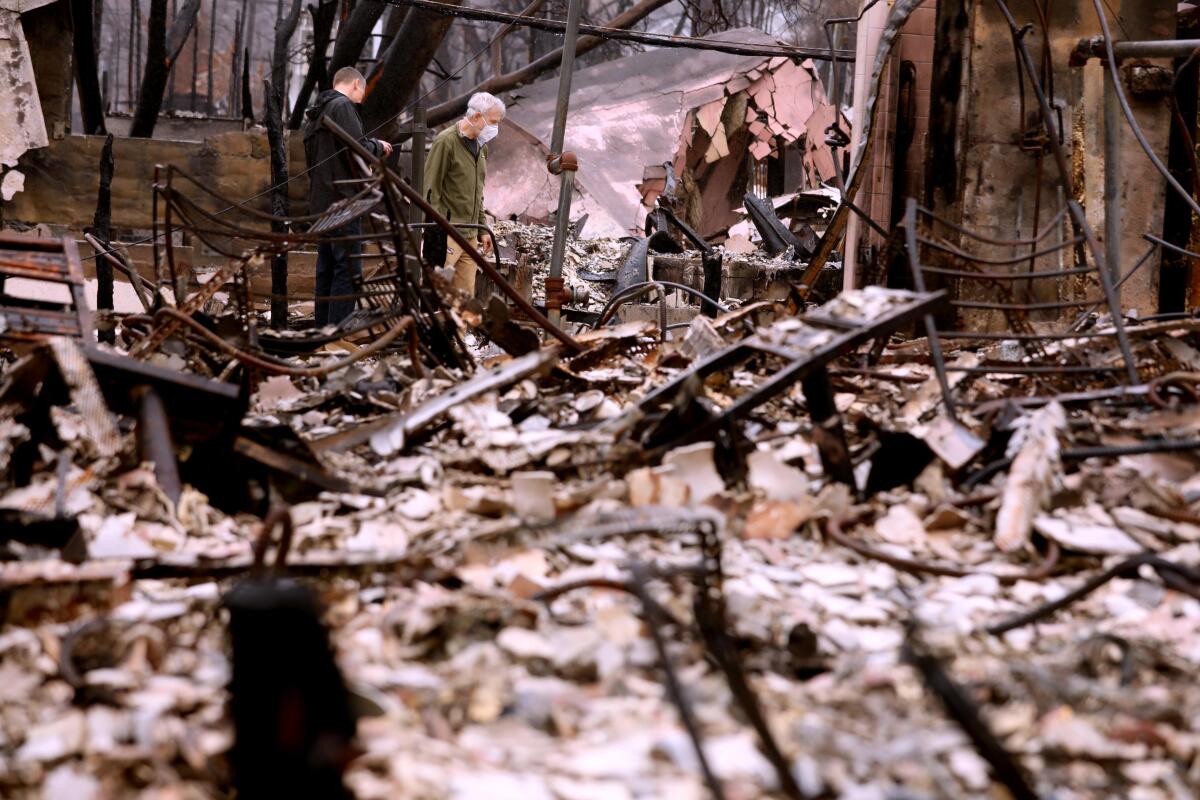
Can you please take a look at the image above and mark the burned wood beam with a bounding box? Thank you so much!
[265,0,299,329]
[206,0,218,112]
[924,0,969,212]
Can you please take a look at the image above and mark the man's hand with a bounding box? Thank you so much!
[377,139,393,157]
[480,236,494,256]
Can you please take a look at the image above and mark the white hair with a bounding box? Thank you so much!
[466,92,506,119]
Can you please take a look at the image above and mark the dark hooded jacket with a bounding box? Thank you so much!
[302,89,385,216]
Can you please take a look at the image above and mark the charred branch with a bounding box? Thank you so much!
[328,0,388,76]
[359,0,464,134]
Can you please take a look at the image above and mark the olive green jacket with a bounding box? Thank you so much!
[423,124,488,228]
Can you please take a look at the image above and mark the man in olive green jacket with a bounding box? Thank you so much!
[423,92,506,296]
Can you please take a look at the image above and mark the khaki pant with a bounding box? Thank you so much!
[445,235,478,297]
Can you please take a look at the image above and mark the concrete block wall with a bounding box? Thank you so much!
[4,131,310,233]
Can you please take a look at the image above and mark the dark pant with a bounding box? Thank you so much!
[314,221,362,327]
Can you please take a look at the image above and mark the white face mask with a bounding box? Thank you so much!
[478,124,499,145]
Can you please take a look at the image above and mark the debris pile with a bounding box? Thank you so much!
[2,249,1200,797]
[1,111,1199,800]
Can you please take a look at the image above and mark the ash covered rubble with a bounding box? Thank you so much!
[1,220,1200,800]
[485,186,843,337]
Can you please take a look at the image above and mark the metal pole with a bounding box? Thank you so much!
[410,103,427,282]
[1103,64,1122,283]
[545,0,584,326]
[1074,39,1200,63]
[411,104,427,225]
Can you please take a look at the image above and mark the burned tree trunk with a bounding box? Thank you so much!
[288,0,339,128]
[131,0,168,136]
[327,0,386,76]
[129,0,201,137]
[241,47,254,123]
[265,2,300,330]
[424,0,671,127]
[91,134,116,342]
[359,0,464,134]
[229,10,243,114]
[264,81,290,329]
[271,0,303,98]
[371,4,409,69]
[71,0,108,134]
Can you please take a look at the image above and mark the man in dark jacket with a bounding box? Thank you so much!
[302,67,392,327]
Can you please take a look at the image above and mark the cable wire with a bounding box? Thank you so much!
[384,0,855,61]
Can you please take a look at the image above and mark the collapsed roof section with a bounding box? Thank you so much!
[484,28,846,240]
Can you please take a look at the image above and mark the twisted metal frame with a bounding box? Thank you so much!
[145,149,473,371]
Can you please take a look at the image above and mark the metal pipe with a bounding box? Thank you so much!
[1075,38,1200,61]
[1089,1,1200,223]
[1103,63,1122,283]
[904,198,958,420]
[545,0,584,327]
